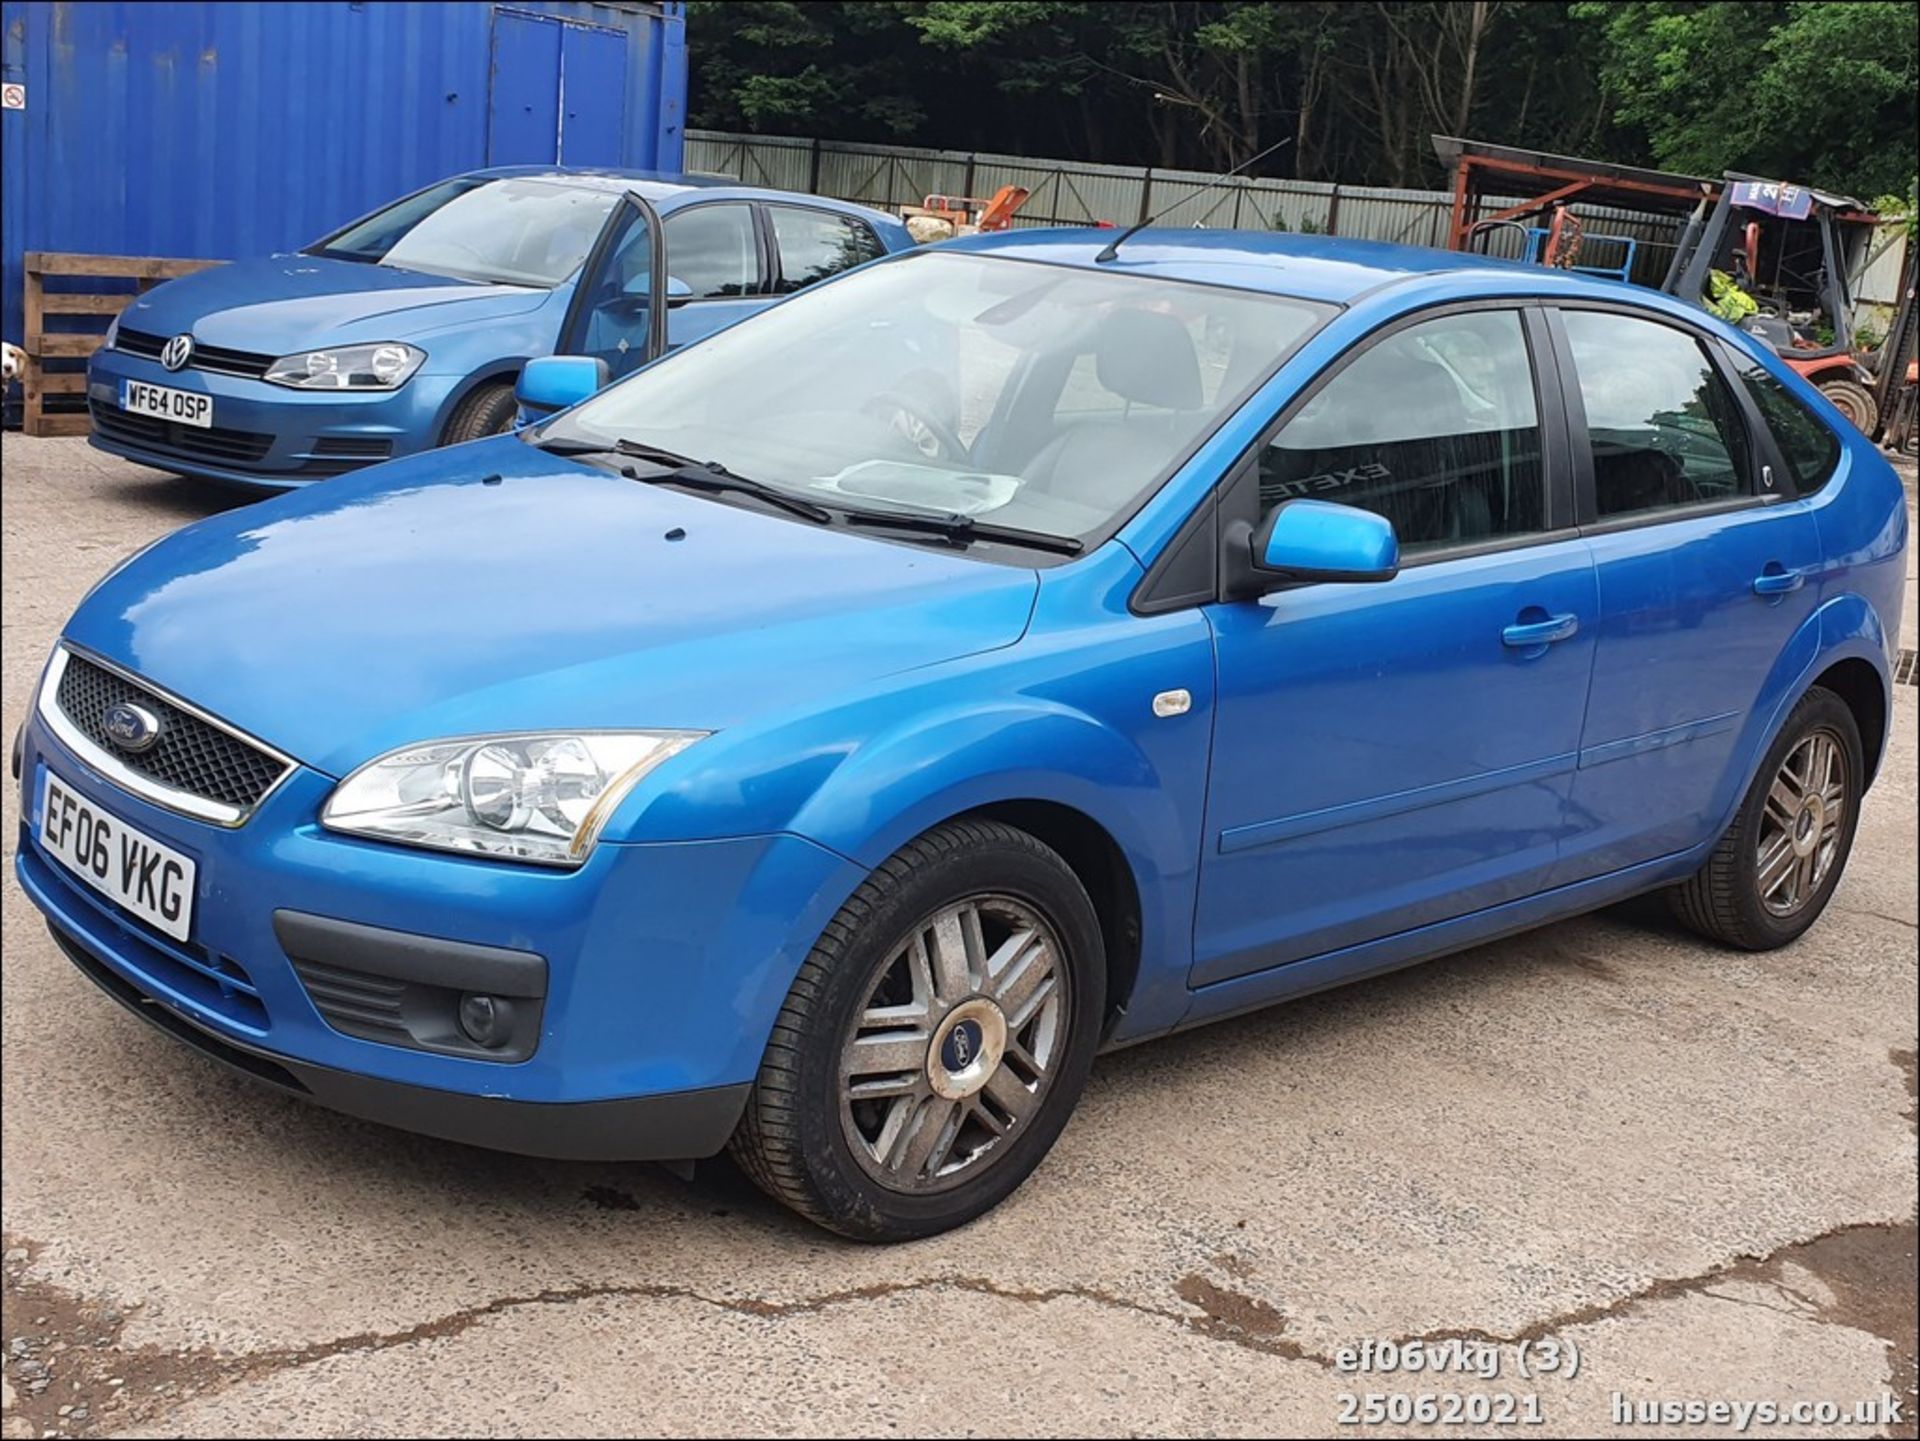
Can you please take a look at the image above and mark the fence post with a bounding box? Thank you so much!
[1231,185,1244,229]
[1138,168,1154,223]
[1326,184,1342,236]
[808,136,822,195]
[963,152,976,204]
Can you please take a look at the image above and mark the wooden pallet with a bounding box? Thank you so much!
[21,251,223,436]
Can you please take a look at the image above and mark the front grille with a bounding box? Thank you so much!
[311,437,393,459]
[28,848,272,1032]
[46,917,293,1083]
[115,327,273,379]
[55,653,289,810]
[299,437,395,478]
[90,401,274,464]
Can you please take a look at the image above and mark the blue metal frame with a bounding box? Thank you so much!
[1522,226,1640,284]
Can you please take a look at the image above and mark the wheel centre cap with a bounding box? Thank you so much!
[1793,796,1825,856]
[941,1021,984,1072]
[928,998,1008,1100]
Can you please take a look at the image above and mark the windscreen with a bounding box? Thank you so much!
[539,249,1329,545]
[310,178,620,287]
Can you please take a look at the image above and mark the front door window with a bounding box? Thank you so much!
[1259,310,1546,550]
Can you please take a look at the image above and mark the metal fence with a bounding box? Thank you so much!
[687,129,1698,287]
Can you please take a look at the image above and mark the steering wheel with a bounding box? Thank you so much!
[864,392,969,464]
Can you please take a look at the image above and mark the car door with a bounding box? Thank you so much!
[560,191,666,379]
[1545,305,1824,883]
[659,202,766,352]
[1193,306,1599,987]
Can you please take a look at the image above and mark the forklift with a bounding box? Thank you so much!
[1664,174,1881,433]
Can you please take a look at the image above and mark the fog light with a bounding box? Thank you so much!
[458,993,516,1049]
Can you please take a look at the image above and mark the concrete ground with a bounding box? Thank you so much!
[2,433,1914,1439]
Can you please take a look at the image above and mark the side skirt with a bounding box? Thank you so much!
[1112,841,1709,1047]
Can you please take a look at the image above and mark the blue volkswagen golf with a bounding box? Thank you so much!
[84,167,911,490]
[19,229,1906,1240]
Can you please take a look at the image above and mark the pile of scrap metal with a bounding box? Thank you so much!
[1435,137,1890,434]
[901,185,1031,242]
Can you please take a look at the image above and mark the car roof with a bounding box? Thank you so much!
[461,166,903,226]
[938,226,1626,306]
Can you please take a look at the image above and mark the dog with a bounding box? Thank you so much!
[1,339,24,385]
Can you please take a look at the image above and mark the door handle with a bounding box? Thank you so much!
[1752,567,1804,597]
[1502,613,1580,648]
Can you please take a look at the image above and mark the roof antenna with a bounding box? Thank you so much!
[1095,136,1293,264]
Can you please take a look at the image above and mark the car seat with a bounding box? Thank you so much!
[1022,309,1205,510]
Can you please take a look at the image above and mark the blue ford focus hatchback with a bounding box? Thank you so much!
[84,168,911,490]
[20,230,1905,1239]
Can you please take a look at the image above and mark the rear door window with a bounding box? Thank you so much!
[661,204,759,299]
[1560,310,1755,519]
[769,207,884,294]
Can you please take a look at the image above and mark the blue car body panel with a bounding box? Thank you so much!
[60,440,1040,777]
[1195,535,1600,985]
[22,229,1906,1157]
[84,168,913,490]
[1552,500,1824,882]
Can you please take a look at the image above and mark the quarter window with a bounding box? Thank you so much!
[1258,310,1546,551]
[661,205,758,299]
[1561,311,1753,518]
[770,207,883,294]
[1742,366,1840,494]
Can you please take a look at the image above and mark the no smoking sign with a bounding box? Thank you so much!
[1,83,24,110]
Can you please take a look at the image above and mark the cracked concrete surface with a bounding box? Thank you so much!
[3,436,1915,1436]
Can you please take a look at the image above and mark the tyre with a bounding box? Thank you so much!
[1669,686,1864,950]
[1816,377,1879,436]
[729,818,1106,1241]
[439,381,519,446]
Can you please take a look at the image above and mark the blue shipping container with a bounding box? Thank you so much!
[0,0,687,356]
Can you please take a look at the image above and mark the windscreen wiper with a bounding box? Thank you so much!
[638,462,836,525]
[533,435,699,466]
[832,507,1083,556]
[536,435,1081,551]
[536,435,835,524]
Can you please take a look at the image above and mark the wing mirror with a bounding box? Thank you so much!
[1227,499,1399,596]
[626,275,694,307]
[515,356,610,419]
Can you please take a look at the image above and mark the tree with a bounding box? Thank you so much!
[683,2,1919,200]
[1575,1,1919,196]
[685,2,932,140]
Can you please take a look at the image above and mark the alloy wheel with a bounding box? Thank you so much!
[1755,728,1848,917]
[838,895,1069,1193]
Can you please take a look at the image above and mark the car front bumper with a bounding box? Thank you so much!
[14,702,863,1161]
[44,919,751,1160]
[85,346,468,491]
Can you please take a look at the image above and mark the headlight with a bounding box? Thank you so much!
[322,731,705,866]
[103,313,122,350]
[265,341,424,390]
